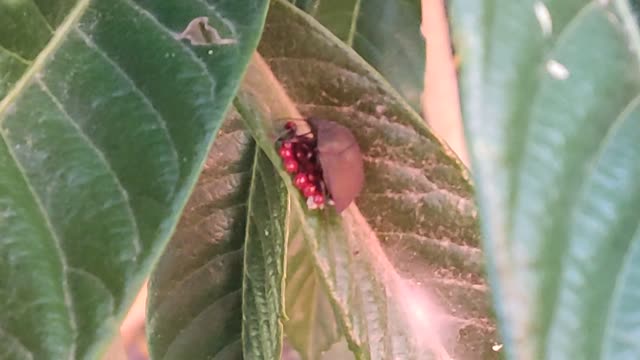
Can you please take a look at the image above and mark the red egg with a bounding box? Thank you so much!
[293,173,308,189]
[295,151,307,161]
[303,184,317,197]
[279,145,293,159]
[284,159,299,173]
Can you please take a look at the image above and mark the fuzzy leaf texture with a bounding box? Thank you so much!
[0,0,268,359]
[289,0,425,111]
[449,0,640,359]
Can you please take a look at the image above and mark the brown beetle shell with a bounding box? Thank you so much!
[307,117,364,213]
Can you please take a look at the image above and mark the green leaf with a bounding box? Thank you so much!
[236,1,495,358]
[146,112,287,360]
[242,148,288,359]
[449,0,640,358]
[283,218,342,358]
[290,0,425,110]
[0,1,267,358]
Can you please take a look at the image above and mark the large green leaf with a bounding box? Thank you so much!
[449,0,640,358]
[289,0,425,110]
[0,1,267,358]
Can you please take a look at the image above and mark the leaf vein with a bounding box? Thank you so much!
[0,106,77,358]
[150,248,244,324]
[0,45,32,65]
[0,0,91,121]
[37,79,142,258]
[377,231,482,258]
[0,324,35,360]
[67,267,116,311]
[346,0,362,46]
[161,290,242,360]
[27,0,54,33]
[601,219,640,358]
[198,170,250,187]
[212,337,241,359]
[73,27,180,176]
[191,202,246,228]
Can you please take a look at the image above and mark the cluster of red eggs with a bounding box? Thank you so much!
[277,121,329,209]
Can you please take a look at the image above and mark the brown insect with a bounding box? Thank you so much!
[276,117,364,213]
[307,117,364,212]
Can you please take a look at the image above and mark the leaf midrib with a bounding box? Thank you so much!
[0,0,90,121]
[241,146,266,357]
